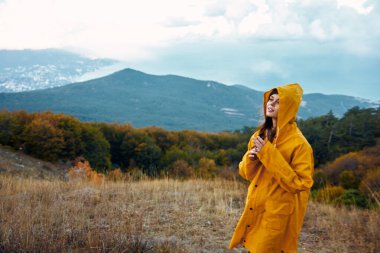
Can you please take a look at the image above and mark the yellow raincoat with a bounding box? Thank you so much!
[229,83,314,253]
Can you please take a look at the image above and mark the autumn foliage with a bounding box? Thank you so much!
[0,110,249,178]
[313,141,380,208]
[106,168,126,182]
[68,157,104,184]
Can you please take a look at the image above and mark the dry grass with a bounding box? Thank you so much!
[300,201,379,253]
[0,175,379,253]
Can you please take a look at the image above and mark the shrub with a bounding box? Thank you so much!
[333,189,369,208]
[313,185,345,203]
[323,152,360,185]
[339,170,360,189]
[167,160,194,180]
[359,167,380,206]
[312,169,328,190]
[67,157,104,184]
[127,167,147,181]
[106,168,126,182]
[217,166,239,180]
[197,157,217,179]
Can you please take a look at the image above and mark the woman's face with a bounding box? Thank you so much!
[266,93,279,119]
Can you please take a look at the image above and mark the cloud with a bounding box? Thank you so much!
[163,17,201,28]
[0,0,378,60]
[337,0,374,14]
[310,19,327,41]
[238,5,272,35]
[0,0,190,58]
[250,60,286,78]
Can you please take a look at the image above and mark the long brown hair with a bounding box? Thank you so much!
[257,89,278,142]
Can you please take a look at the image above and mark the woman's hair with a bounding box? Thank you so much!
[257,89,278,142]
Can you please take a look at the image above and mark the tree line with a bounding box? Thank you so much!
[0,110,247,178]
[0,106,379,178]
[298,106,380,167]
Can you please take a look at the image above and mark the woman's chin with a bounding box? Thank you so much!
[266,113,277,118]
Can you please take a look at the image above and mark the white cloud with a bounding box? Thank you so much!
[0,0,167,58]
[238,8,272,35]
[286,23,304,36]
[250,60,287,78]
[337,0,374,14]
[310,19,327,41]
[224,0,254,20]
[0,0,378,59]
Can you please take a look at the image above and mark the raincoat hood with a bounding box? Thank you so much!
[263,83,303,131]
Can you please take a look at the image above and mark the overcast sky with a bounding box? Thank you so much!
[0,0,379,101]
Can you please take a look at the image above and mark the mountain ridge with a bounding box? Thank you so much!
[0,67,377,132]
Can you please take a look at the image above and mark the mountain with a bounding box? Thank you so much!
[0,68,377,132]
[0,49,118,92]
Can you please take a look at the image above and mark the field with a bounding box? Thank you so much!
[0,176,379,253]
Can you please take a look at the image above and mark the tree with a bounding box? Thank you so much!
[134,137,162,176]
[335,107,378,153]
[298,111,339,166]
[56,115,85,160]
[159,145,191,170]
[81,124,111,171]
[142,126,178,152]
[120,129,162,175]
[98,123,130,168]
[120,129,145,168]
[22,117,65,161]
[0,110,30,148]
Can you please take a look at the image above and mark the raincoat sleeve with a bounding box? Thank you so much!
[239,134,262,181]
[257,140,314,194]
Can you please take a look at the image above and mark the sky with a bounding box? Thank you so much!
[0,0,379,101]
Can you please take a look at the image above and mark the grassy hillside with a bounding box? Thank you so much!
[0,144,68,180]
[0,175,378,252]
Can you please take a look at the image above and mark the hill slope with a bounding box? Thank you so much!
[0,144,68,179]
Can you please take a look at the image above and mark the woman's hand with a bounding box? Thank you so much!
[248,137,266,161]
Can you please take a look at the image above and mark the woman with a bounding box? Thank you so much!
[228,83,314,253]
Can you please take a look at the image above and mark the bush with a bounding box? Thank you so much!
[313,185,345,203]
[197,157,217,179]
[339,170,360,189]
[127,167,147,181]
[323,152,360,185]
[67,157,104,184]
[359,167,380,206]
[333,189,369,208]
[312,169,328,190]
[217,166,239,180]
[167,160,194,180]
[106,168,126,182]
